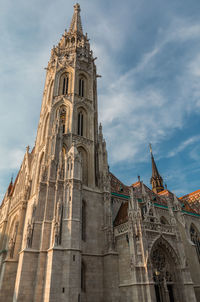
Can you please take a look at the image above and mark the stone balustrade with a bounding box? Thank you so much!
[143,221,174,234]
[114,221,175,237]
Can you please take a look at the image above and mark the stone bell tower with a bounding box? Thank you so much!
[33,2,100,190]
[2,3,115,302]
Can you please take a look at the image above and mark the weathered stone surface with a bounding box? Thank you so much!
[0,4,199,302]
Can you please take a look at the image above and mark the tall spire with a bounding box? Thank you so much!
[149,144,164,193]
[68,3,83,35]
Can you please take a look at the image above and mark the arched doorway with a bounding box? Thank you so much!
[150,237,183,302]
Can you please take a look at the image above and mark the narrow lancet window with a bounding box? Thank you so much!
[81,262,86,292]
[62,76,69,95]
[59,73,69,96]
[79,78,84,97]
[78,112,83,136]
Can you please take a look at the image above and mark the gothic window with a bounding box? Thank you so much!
[79,78,84,97]
[59,73,69,96]
[62,76,69,95]
[81,261,86,292]
[82,200,86,241]
[190,224,200,262]
[78,112,83,136]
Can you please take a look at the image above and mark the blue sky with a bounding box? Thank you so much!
[1,0,200,200]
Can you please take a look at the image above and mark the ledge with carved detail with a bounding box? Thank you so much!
[114,221,175,238]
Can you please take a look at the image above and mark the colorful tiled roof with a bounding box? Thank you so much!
[180,190,200,214]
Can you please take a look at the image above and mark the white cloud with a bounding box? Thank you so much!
[167,135,200,158]
[96,17,200,166]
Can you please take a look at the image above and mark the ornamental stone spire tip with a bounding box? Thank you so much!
[69,3,83,35]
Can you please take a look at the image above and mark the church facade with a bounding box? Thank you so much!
[0,4,200,302]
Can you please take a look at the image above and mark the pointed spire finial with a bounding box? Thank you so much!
[149,144,164,194]
[69,3,83,35]
[149,143,152,154]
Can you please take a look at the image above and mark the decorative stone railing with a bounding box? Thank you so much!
[114,221,175,237]
[143,221,174,234]
[114,222,129,237]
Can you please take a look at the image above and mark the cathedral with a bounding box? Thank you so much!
[0,4,200,302]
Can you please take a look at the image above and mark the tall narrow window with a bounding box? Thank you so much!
[82,201,86,241]
[62,77,65,95]
[78,112,83,136]
[79,78,84,97]
[81,262,86,292]
[62,76,69,95]
[59,73,69,96]
[190,224,200,262]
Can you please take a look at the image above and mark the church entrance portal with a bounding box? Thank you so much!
[150,240,181,302]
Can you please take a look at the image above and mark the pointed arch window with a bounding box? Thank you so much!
[59,73,69,96]
[81,261,86,292]
[62,75,69,95]
[190,224,200,262]
[79,78,84,97]
[78,112,84,136]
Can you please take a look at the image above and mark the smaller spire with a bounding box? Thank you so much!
[7,176,13,196]
[149,144,164,194]
[68,3,83,35]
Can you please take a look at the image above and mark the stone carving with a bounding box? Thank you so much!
[26,222,33,248]
[8,238,15,259]
[26,204,36,248]
[54,199,63,246]
[54,222,60,246]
